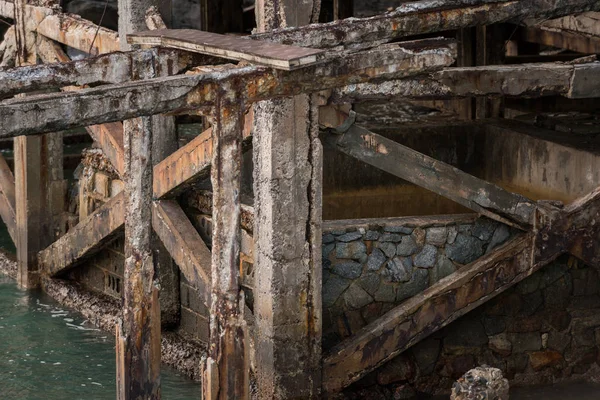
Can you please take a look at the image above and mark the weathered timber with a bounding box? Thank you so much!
[38,192,125,277]
[86,123,125,176]
[0,49,179,98]
[152,200,211,305]
[0,0,13,18]
[252,0,600,49]
[322,234,535,392]
[35,34,71,64]
[0,39,456,137]
[145,5,167,30]
[202,93,248,400]
[520,26,600,54]
[128,29,325,70]
[0,26,16,68]
[537,11,600,37]
[325,124,536,227]
[252,0,323,398]
[0,154,16,242]
[182,190,255,233]
[153,111,252,199]
[328,61,600,103]
[37,13,120,54]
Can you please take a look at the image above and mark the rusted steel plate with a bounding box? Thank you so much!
[323,234,535,392]
[128,29,324,70]
[38,191,125,277]
[325,124,536,227]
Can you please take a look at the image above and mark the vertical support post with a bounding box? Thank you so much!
[333,0,352,20]
[117,0,162,398]
[253,1,323,398]
[476,24,506,119]
[202,89,248,400]
[13,0,62,288]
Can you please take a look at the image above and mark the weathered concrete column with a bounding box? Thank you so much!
[203,89,249,400]
[14,0,62,288]
[116,1,162,398]
[253,1,323,398]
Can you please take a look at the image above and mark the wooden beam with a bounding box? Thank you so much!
[325,124,536,227]
[323,234,535,392]
[328,61,600,103]
[252,0,600,49]
[152,200,211,305]
[86,123,125,177]
[0,154,16,242]
[538,11,600,37]
[0,39,456,137]
[37,13,120,55]
[0,0,14,18]
[38,192,125,277]
[520,26,600,54]
[202,94,248,399]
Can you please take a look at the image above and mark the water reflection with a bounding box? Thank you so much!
[0,275,200,399]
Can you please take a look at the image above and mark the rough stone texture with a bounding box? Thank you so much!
[414,244,438,268]
[450,366,509,400]
[446,234,485,264]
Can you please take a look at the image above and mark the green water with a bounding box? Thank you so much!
[0,274,201,399]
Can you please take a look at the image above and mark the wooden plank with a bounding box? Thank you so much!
[152,200,211,304]
[86,123,125,177]
[325,124,537,227]
[252,0,600,49]
[0,154,16,242]
[128,29,325,70]
[539,11,600,37]
[38,191,125,277]
[0,0,14,18]
[520,26,600,54]
[323,234,535,392]
[37,13,120,55]
[0,39,455,137]
[202,95,248,400]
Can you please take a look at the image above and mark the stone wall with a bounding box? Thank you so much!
[341,255,600,399]
[321,215,514,348]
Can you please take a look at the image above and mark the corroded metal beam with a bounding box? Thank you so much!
[0,39,456,137]
[325,124,536,227]
[323,234,535,392]
[329,61,600,103]
[152,200,211,305]
[38,192,125,277]
[252,0,600,49]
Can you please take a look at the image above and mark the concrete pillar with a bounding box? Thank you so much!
[253,1,323,398]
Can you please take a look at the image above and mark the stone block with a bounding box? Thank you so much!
[367,248,387,271]
[412,338,441,375]
[336,241,367,260]
[331,260,363,279]
[430,255,456,285]
[507,315,542,333]
[337,231,363,242]
[510,332,542,353]
[385,257,413,283]
[426,227,448,246]
[358,273,381,297]
[412,228,426,247]
[489,333,512,357]
[385,226,413,234]
[362,302,383,324]
[322,233,335,244]
[540,261,569,289]
[323,275,351,308]
[486,224,510,253]
[543,274,573,310]
[516,272,541,295]
[445,318,488,348]
[442,354,476,380]
[323,243,335,259]
[482,315,506,336]
[450,366,509,400]
[445,234,484,265]
[521,291,543,316]
[447,226,458,244]
[396,268,429,302]
[472,218,497,241]
[396,236,418,256]
[378,242,397,258]
[376,355,416,385]
[365,230,380,240]
[548,310,571,331]
[344,283,374,310]
[392,384,416,400]
[414,244,438,268]
[374,283,396,303]
[380,233,403,242]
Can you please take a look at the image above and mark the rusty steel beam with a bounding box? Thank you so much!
[252,0,600,49]
[202,93,248,399]
[325,124,536,228]
[37,13,120,55]
[329,61,600,103]
[0,39,456,137]
[323,234,535,392]
[152,200,211,305]
[0,154,16,242]
[38,192,125,277]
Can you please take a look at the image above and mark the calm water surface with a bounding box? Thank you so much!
[0,274,201,399]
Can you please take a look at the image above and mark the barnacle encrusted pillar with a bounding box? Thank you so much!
[253,0,324,398]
